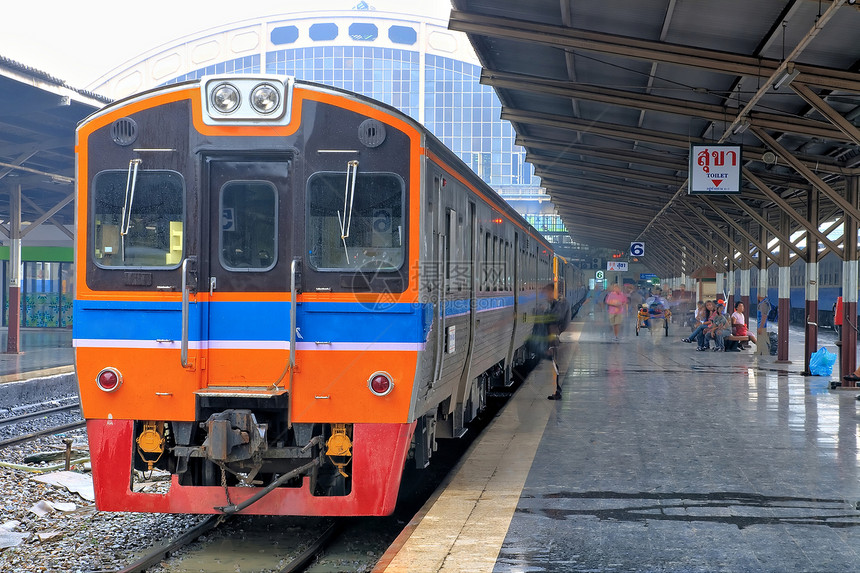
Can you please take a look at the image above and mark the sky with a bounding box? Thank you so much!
[0,0,451,89]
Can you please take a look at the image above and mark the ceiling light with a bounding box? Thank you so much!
[772,68,800,90]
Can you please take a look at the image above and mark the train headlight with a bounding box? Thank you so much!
[250,83,280,114]
[96,367,123,392]
[368,371,394,397]
[211,83,240,114]
[201,76,294,126]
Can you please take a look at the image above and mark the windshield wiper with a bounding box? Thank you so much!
[337,160,359,264]
[120,158,142,262]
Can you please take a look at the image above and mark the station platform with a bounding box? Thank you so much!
[0,328,75,407]
[0,328,74,382]
[376,309,860,572]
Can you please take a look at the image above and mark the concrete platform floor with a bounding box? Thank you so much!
[379,310,860,572]
[0,328,73,382]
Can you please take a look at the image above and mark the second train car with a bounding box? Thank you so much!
[74,75,585,515]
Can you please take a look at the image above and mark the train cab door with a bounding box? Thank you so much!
[202,157,293,388]
[430,176,450,387]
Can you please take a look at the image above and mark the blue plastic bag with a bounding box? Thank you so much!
[808,347,837,376]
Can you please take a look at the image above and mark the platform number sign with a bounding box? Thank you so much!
[630,241,645,257]
[596,270,604,280]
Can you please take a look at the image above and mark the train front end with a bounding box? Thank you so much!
[74,77,423,515]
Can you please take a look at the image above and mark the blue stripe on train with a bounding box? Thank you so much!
[74,300,424,343]
[74,294,536,343]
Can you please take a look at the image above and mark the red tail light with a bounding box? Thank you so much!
[368,371,394,396]
[96,368,122,392]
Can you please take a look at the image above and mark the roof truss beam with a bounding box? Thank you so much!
[449,9,860,91]
[484,69,847,142]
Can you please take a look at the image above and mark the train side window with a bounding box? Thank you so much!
[445,209,457,292]
[92,170,185,268]
[220,181,277,272]
[493,236,499,291]
[306,171,405,271]
[483,232,491,291]
[505,240,511,290]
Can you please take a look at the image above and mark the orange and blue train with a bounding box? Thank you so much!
[74,75,585,515]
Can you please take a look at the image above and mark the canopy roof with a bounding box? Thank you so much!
[0,57,107,233]
[451,0,860,274]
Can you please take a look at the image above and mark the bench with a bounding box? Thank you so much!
[724,335,750,352]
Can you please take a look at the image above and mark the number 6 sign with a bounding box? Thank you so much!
[630,241,645,257]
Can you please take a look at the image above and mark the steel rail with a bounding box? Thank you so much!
[117,515,225,573]
[0,421,86,448]
[278,521,344,573]
[0,403,79,427]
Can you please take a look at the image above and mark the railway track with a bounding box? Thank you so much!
[0,420,86,448]
[118,516,346,573]
[0,403,79,426]
[0,400,85,449]
[117,515,225,573]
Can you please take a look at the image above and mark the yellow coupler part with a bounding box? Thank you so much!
[325,423,353,478]
[136,421,166,472]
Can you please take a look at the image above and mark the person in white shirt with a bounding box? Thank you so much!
[731,301,757,345]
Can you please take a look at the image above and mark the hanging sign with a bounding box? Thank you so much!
[689,144,742,194]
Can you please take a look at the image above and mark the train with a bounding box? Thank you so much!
[73,75,586,515]
[723,252,844,330]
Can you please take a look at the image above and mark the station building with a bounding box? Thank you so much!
[89,1,576,254]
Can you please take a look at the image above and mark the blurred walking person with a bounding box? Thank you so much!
[605,283,628,342]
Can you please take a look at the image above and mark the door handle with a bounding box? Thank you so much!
[287,258,302,428]
[180,257,197,368]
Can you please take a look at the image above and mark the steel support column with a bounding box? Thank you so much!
[841,176,859,386]
[776,211,791,363]
[726,228,736,311]
[803,189,819,375]
[727,267,735,311]
[757,217,770,353]
[6,184,21,354]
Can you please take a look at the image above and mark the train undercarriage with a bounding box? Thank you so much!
[132,393,354,498]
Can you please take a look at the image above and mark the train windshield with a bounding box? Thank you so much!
[307,171,404,271]
[92,170,185,268]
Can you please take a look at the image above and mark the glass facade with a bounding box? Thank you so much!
[164,40,535,192]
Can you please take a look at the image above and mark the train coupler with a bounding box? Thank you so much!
[201,409,268,463]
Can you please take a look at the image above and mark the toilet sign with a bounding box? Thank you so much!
[689,144,741,194]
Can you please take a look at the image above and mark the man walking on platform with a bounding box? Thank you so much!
[605,283,627,342]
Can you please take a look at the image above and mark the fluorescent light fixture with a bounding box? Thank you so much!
[733,119,751,134]
[772,68,800,90]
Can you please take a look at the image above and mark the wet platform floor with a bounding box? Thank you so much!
[379,310,860,572]
[0,329,73,382]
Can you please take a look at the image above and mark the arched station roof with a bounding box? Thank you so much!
[450,0,860,276]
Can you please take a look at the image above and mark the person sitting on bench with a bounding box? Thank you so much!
[706,302,732,351]
[730,301,756,348]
